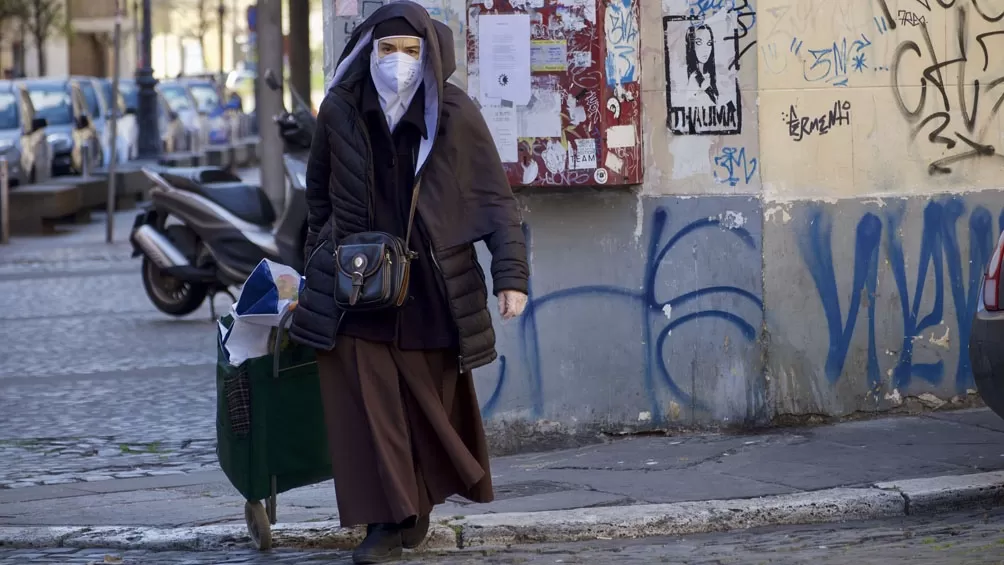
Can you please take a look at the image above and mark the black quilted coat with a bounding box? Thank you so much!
[289,2,529,373]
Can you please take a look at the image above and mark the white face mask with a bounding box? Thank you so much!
[372,39,423,94]
[369,36,424,131]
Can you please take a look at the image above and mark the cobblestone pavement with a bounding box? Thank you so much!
[0,210,224,489]
[1,508,1002,564]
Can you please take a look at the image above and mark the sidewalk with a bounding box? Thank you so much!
[2,409,1003,550]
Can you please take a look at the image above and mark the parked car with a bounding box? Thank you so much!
[20,78,101,176]
[156,80,203,150]
[225,68,256,113]
[177,78,231,145]
[0,80,51,185]
[970,232,1004,420]
[95,77,139,163]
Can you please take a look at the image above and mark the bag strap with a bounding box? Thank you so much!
[402,176,422,254]
[403,145,422,255]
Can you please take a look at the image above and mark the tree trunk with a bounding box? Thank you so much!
[288,0,311,110]
[36,35,46,76]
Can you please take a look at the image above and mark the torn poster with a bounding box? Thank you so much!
[531,40,567,72]
[518,90,562,138]
[481,105,518,162]
[605,152,624,174]
[478,14,532,105]
[606,124,636,148]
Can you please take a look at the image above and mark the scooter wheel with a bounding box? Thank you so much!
[142,256,208,316]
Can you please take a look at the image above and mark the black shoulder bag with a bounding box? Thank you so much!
[333,177,422,311]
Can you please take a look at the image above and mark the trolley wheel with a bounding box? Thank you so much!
[245,500,273,550]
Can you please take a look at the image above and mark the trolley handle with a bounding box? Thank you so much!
[272,304,297,379]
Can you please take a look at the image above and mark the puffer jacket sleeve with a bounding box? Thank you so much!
[484,224,529,296]
[303,96,334,263]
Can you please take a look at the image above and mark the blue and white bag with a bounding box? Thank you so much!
[219,259,304,366]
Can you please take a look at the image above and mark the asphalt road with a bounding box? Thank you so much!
[1,508,1002,564]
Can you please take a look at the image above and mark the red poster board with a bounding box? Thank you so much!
[467,0,642,187]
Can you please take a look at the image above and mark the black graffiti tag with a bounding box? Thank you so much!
[887,1,1004,175]
[785,101,852,142]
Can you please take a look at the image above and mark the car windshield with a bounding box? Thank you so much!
[27,84,73,126]
[0,92,18,130]
[160,85,193,112]
[78,81,102,117]
[188,84,221,113]
[118,81,138,109]
[100,81,114,109]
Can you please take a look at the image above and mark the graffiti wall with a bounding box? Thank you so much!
[758,0,1004,199]
[765,193,1001,416]
[316,0,1003,439]
[471,192,766,448]
[759,0,1004,417]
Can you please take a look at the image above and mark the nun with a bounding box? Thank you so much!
[289,2,530,563]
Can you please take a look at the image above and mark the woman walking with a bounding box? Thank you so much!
[289,2,529,563]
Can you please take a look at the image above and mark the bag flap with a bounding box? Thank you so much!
[336,243,387,277]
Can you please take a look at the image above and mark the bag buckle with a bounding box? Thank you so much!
[349,271,365,306]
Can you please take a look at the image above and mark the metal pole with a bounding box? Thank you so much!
[218,1,226,77]
[133,0,140,70]
[257,0,285,209]
[107,0,123,244]
[135,0,160,160]
[0,158,9,245]
[289,0,311,110]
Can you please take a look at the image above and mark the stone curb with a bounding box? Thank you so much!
[1,471,1001,552]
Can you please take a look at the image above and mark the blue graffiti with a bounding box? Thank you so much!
[482,207,763,423]
[796,34,872,87]
[605,0,638,86]
[713,147,758,186]
[689,0,730,15]
[799,209,882,388]
[798,197,997,395]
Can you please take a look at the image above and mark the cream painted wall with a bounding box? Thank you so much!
[756,0,1004,202]
[640,0,1003,202]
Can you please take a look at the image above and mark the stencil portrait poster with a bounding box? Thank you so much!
[663,9,741,135]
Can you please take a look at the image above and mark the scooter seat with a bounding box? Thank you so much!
[198,181,277,226]
[161,168,276,226]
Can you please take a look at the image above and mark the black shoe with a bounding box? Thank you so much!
[401,514,430,549]
[353,524,403,564]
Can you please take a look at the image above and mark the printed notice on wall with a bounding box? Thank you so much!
[572,138,597,169]
[479,14,532,105]
[481,105,518,163]
[531,40,567,72]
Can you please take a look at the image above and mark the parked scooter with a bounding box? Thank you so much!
[130,70,314,317]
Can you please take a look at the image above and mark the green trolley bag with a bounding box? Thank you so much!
[216,311,332,550]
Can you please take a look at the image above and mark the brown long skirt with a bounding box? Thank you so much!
[316,336,494,526]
